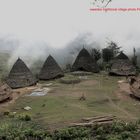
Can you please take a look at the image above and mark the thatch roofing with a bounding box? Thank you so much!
[6,58,37,89]
[129,77,140,100]
[0,83,12,102]
[39,55,64,80]
[109,52,136,76]
[71,48,99,73]
[115,52,129,60]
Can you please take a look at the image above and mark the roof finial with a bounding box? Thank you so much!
[133,47,136,57]
[48,54,52,57]
[83,44,85,49]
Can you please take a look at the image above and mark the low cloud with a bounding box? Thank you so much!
[0,32,140,73]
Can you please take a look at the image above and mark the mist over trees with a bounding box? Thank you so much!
[131,48,137,67]
[102,48,113,62]
[0,33,139,74]
[90,48,101,61]
[102,41,121,62]
[0,37,18,52]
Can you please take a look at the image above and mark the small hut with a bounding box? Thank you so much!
[109,52,136,76]
[115,52,129,60]
[71,48,99,73]
[6,58,37,89]
[0,83,12,102]
[39,55,64,80]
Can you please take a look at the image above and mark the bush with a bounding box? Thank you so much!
[0,119,139,140]
[52,127,91,139]
[121,131,134,139]
[8,112,15,118]
[60,75,80,84]
[3,111,10,116]
[0,120,49,140]
[106,135,121,140]
[18,114,31,121]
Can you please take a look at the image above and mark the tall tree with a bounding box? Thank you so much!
[107,41,121,57]
[132,48,137,67]
[90,48,101,61]
[102,48,113,62]
[102,41,120,62]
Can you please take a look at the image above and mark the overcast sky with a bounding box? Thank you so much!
[0,0,140,53]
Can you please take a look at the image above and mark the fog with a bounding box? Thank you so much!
[0,0,140,70]
[6,33,100,69]
[1,31,140,71]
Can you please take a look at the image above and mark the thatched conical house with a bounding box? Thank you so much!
[39,55,64,80]
[0,83,12,102]
[71,48,99,73]
[115,52,129,60]
[6,58,37,89]
[109,52,136,76]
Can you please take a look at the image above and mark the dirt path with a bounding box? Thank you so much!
[0,82,53,110]
[106,81,137,120]
[115,82,131,100]
[78,80,98,86]
[0,86,37,110]
[106,95,136,120]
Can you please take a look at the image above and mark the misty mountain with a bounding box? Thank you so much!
[0,37,18,52]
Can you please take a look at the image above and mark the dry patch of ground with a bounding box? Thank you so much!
[116,82,131,100]
[78,79,98,86]
[0,85,40,111]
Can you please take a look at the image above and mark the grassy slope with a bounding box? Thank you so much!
[6,73,140,129]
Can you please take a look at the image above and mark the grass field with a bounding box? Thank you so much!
[3,73,140,130]
[0,52,140,130]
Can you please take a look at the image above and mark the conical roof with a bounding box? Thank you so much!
[115,52,129,60]
[39,55,64,80]
[110,52,136,76]
[110,51,136,76]
[6,58,37,89]
[71,48,99,72]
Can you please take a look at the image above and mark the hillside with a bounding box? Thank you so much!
[0,52,11,81]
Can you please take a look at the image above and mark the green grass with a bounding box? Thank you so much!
[59,74,80,84]
[3,73,139,129]
[0,51,139,129]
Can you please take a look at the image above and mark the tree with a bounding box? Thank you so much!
[90,48,101,61]
[132,48,137,67]
[102,48,113,62]
[107,41,121,57]
[102,41,121,63]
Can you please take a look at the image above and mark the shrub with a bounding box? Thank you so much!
[52,127,91,139]
[0,120,49,140]
[106,135,121,140]
[18,114,31,121]
[121,131,134,139]
[0,118,139,140]
[3,111,10,116]
[60,75,80,84]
